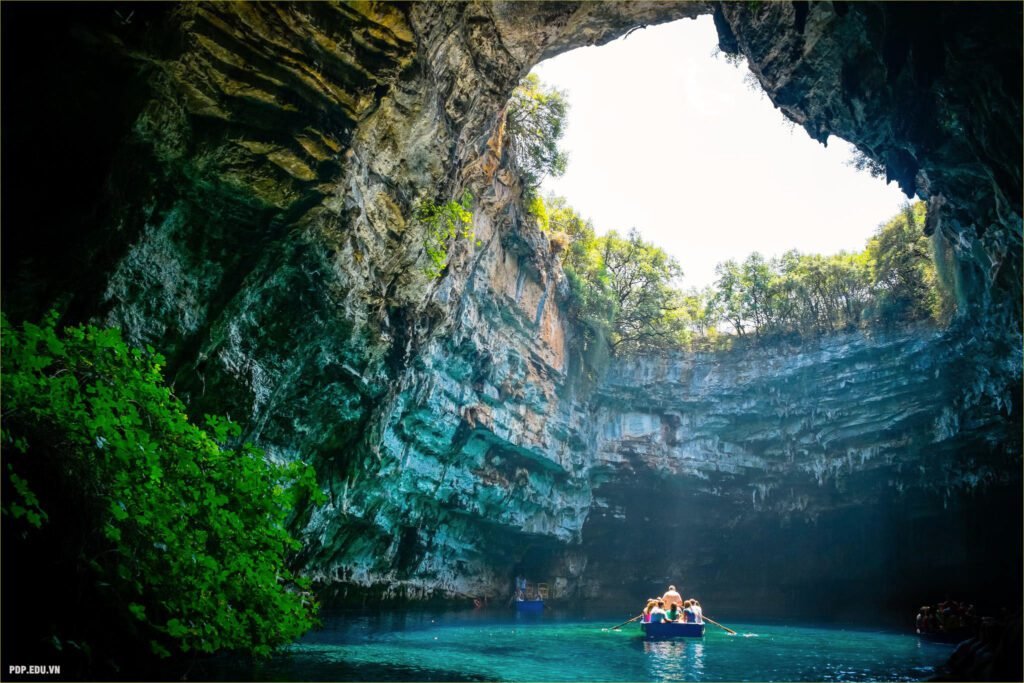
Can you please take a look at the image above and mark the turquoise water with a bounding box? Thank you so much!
[206,609,953,681]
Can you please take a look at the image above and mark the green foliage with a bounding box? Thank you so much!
[527,194,550,232]
[599,229,688,353]
[416,190,474,278]
[847,147,888,179]
[709,201,949,340]
[506,74,569,195]
[867,201,942,325]
[681,287,718,341]
[1,313,322,665]
[541,196,686,356]
[548,196,954,354]
[544,195,595,258]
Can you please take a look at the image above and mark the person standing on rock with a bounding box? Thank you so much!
[662,585,683,610]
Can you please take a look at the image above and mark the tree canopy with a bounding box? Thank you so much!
[550,211,687,355]
[505,73,569,194]
[535,195,954,357]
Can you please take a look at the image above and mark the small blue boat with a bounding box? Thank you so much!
[515,599,544,613]
[641,621,705,638]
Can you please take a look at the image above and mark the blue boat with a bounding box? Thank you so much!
[515,599,544,613]
[641,621,705,638]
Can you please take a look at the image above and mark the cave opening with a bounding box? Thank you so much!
[530,15,909,293]
[501,11,1021,625]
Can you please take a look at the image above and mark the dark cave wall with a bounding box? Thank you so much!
[1,2,1020,612]
[579,457,1022,623]
[561,328,1022,618]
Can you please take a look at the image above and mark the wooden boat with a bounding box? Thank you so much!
[641,621,705,638]
[515,599,544,613]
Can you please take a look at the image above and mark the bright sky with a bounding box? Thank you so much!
[534,16,910,289]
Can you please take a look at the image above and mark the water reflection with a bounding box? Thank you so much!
[642,639,705,680]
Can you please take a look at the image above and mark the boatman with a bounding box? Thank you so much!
[662,585,683,610]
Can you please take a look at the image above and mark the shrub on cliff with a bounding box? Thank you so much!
[1,312,321,673]
[416,190,475,278]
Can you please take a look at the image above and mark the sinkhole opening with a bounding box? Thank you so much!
[512,16,958,352]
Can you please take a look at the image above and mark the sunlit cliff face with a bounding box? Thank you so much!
[1,2,1020,614]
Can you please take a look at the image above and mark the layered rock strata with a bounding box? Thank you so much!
[581,327,1020,615]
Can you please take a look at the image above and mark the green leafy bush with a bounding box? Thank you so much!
[1,313,321,670]
[416,190,474,278]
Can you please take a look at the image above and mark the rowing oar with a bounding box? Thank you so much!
[608,614,643,631]
[703,615,737,635]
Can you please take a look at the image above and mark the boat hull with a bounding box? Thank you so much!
[515,599,544,613]
[918,630,972,645]
[641,621,705,638]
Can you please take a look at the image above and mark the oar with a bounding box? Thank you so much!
[608,614,644,631]
[703,615,737,635]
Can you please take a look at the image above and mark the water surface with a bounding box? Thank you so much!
[205,608,953,681]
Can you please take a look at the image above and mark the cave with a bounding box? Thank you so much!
[1,1,1021,676]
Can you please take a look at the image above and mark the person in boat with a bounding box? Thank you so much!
[691,599,704,624]
[649,600,668,623]
[682,600,697,623]
[662,585,683,610]
[665,601,681,623]
[642,599,658,623]
[916,606,930,634]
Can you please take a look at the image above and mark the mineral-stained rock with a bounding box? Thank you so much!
[1,2,1020,615]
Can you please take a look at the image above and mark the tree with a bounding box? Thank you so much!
[550,197,948,355]
[867,202,936,323]
[714,259,747,337]
[742,252,775,335]
[681,287,717,339]
[600,229,687,353]
[505,74,569,194]
[1,313,321,675]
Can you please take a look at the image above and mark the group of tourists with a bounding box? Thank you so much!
[511,575,545,602]
[916,600,978,635]
[642,585,703,624]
